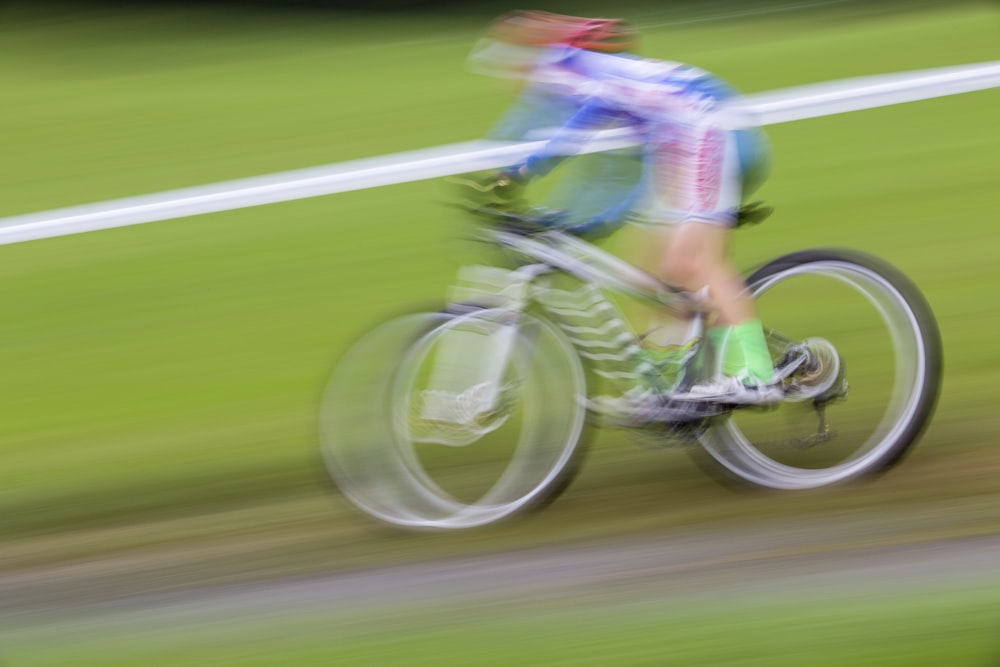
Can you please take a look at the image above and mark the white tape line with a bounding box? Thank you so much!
[0,129,640,246]
[1,60,997,246]
[0,140,526,246]
[732,60,1000,127]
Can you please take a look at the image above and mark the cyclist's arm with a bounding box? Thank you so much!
[514,96,631,178]
[487,88,580,142]
[506,96,645,238]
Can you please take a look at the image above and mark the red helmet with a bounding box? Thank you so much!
[564,17,638,53]
[487,11,638,53]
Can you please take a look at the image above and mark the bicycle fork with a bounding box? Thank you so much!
[417,265,547,436]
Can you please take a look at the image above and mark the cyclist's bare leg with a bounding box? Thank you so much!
[659,221,754,325]
[657,222,776,392]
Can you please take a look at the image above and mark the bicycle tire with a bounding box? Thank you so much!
[319,305,590,529]
[696,248,942,489]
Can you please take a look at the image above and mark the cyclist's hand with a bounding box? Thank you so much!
[447,169,527,209]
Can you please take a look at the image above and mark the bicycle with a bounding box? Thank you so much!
[319,208,942,529]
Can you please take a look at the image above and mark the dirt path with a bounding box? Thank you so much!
[3,510,998,635]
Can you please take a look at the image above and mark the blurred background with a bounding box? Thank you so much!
[2,1,998,665]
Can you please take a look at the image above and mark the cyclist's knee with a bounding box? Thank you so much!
[659,222,728,286]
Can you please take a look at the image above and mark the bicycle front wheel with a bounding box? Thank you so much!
[319,306,589,529]
[698,249,942,489]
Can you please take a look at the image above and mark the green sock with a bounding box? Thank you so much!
[707,325,744,377]
[707,319,775,384]
[732,319,775,383]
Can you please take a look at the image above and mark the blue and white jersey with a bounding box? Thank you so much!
[488,79,643,226]
[518,46,767,226]
[529,45,736,124]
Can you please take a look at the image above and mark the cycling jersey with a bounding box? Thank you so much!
[518,46,771,227]
[489,87,643,226]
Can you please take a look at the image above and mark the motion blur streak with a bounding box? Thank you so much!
[0,61,997,246]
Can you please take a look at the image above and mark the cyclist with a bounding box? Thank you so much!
[458,11,778,403]
[466,11,644,228]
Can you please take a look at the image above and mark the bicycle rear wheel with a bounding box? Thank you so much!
[319,306,589,529]
[698,249,942,489]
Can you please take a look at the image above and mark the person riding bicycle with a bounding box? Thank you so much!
[456,11,778,403]
[466,11,644,229]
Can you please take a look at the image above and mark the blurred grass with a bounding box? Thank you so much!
[7,571,1000,666]
[1,0,999,589]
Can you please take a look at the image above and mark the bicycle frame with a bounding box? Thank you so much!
[437,227,721,415]
[481,227,708,316]
[440,225,817,419]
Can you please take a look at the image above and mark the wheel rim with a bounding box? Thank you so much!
[320,311,587,528]
[700,260,932,489]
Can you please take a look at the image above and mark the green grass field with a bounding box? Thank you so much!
[2,1,999,664]
[8,577,1000,666]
